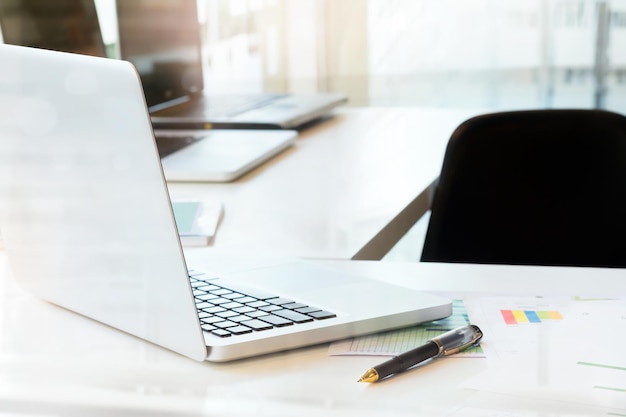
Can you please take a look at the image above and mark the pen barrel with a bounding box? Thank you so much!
[375,341,440,380]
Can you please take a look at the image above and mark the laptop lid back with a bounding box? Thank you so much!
[0,0,107,57]
[0,45,207,361]
[115,0,204,110]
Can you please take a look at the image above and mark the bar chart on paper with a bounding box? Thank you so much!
[500,308,563,325]
[467,296,625,361]
[463,296,574,359]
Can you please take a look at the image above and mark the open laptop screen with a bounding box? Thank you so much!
[116,0,204,109]
[0,0,106,57]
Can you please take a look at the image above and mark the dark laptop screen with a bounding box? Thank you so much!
[0,0,106,57]
[116,0,204,109]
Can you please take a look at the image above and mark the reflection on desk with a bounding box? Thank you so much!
[0,251,624,416]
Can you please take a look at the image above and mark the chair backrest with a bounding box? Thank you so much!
[421,109,626,268]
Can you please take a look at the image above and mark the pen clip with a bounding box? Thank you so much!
[440,325,484,356]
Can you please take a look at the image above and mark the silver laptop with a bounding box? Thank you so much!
[155,128,296,182]
[116,0,347,130]
[0,44,451,362]
[0,0,297,182]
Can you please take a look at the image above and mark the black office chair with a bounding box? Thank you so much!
[421,109,626,268]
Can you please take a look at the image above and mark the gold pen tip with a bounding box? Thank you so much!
[357,368,379,383]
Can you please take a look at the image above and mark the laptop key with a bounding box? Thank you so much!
[204,306,226,314]
[246,300,269,308]
[240,319,273,331]
[196,284,221,292]
[308,310,337,320]
[268,297,295,305]
[196,293,220,301]
[221,302,244,309]
[259,315,293,327]
[259,305,282,312]
[222,292,245,300]
[227,326,254,335]
[282,302,308,310]
[295,306,321,314]
[209,297,231,305]
[215,311,239,319]
[213,320,238,328]
[201,324,217,332]
[228,315,252,323]
[272,309,314,323]
[232,306,256,314]
[245,310,269,318]
[211,329,232,338]
[236,297,257,304]
[210,288,232,296]
[201,316,225,325]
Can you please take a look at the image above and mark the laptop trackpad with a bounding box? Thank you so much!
[220,262,422,314]
[223,262,361,292]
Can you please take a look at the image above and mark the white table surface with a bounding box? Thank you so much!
[167,107,486,260]
[0,249,624,417]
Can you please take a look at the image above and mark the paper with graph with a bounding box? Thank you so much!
[461,295,575,360]
[328,300,485,357]
[463,297,626,411]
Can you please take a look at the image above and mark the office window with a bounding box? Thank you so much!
[21,0,626,112]
[191,0,626,112]
[605,0,626,112]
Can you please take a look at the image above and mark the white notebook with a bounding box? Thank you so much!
[172,200,224,246]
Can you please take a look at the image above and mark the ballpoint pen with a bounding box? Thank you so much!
[357,324,483,383]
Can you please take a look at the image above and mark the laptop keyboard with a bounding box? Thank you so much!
[189,270,337,338]
[154,134,206,158]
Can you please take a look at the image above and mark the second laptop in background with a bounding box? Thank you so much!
[156,128,296,182]
[0,0,299,182]
[115,0,346,130]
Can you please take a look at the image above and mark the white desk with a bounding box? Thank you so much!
[167,107,485,260]
[0,251,623,417]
